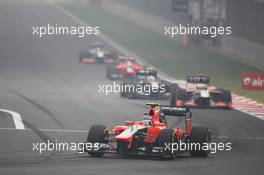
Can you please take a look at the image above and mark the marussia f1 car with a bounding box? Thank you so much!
[86,103,211,159]
[120,69,169,99]
[79,42,118,64]
[170,74,232,109]
[105,55,144,80]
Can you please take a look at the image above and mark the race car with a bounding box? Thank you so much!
[85,103,211,159]
[79,42,118,64]
[105,55,144,80]
[170,74,232,109]
[120,69,169,99]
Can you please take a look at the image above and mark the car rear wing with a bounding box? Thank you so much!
[136,69,157,77]
[160,106,192,135]
[187,75,210,84]
[160,106,191,118]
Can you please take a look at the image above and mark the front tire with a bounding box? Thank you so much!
[87,125,108,157]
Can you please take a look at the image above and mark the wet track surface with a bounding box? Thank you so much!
[0,0,263,174]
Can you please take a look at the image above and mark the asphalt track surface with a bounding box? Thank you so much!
[0,0,263,175]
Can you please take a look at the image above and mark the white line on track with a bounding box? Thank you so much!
[0,108,25,130]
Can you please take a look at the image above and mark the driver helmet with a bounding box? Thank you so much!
[141,114,152,125]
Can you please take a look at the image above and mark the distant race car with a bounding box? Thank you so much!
[85,103,211,159]
[120,69,169,99]
[170,74,232,109]
[79,42,118,64]
[105,55,144,80]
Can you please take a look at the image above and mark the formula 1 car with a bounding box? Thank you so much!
[170,74,232,109]
[120,69,169,99]
[105,55,144,80]
[86,103,211,159]
[79,42,118,64]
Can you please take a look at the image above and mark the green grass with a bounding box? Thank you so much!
[59,2,264,103]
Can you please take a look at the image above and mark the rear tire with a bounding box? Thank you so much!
[223,90,232,110]
[127,92,135,99]
[105,66,112,79]
[156,129,175,159]
[169,84,177,106]
[120,82,127,97]
[87,125,108,157]
[189,126,211,157]
[120,91,127,97]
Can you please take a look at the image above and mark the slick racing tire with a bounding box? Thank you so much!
[117,141,130,156]
[105,66,112,79]
[120,91,127,98]
[120,82,127,97]
[87,125,108,157]
[223,90,232,110]
[169,84,178,106]
[127,92,135,99]
[156,129,175,159]
[190,126,211,157]
[106,65,117,80]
